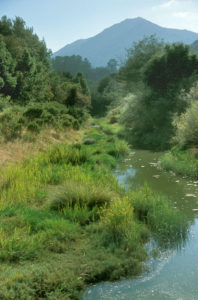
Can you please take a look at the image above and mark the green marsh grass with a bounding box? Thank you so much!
[0,206,80,262]
[0,119,189,299]
[160,147,198,178]
[129,185,188,247]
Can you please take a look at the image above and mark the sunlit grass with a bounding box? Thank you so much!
[0,206,80,262]
[128,185,188,248]
[160,147,198,178]
[0,119,189,299]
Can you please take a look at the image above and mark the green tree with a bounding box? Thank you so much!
[173,101,198,148]
[119,35,164,91]
[107,59,118,73]
[120,42,198,150]
[144,43,198,97]
[0,15,90,136]
[0,36,17,94]
[76,72,90,97]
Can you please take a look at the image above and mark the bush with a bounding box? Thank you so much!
[23,106,43,119]
[0,100,88,140]
[0,94,11,111]
[173,101,198,148]
[100,196,134,243]
[27,121,41,133]
[0,106,23,140]
[61,114,75,127]
[160,147,198,178]
[107,107,121,124]
[73,119,80,130]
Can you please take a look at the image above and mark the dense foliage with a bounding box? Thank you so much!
[120,35,164,92]
[51,55,118,82]
[123,40,198,149]
[91,35,198,150]
[93,36,198,150]
[90,73,124,116]
[172,83,198,148]
[0,16,90,140]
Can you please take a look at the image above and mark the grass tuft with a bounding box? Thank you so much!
[160,147,198,178]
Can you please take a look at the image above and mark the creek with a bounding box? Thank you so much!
[83,150,198,300]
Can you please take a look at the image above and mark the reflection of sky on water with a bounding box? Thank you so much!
[84,219,198,300]
[115,150,198,216]
[114,168,136,188]
[84,150,198,300]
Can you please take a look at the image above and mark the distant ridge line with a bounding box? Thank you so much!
[53,17,198,67]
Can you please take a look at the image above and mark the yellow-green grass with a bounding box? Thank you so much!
[0,125,85,168]
[0,120,188,299]
[160,147,198,179]
[128,185,188,248]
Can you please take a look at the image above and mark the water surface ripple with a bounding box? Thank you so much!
[84,150,198,300]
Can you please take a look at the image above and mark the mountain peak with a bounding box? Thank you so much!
[53,18,198,67]
[123,17,146,21]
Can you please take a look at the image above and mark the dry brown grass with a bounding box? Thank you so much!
[0,126,85,168]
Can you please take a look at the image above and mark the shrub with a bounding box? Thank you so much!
[0,94,11,111]
[160,147,198,178]
[27,121,41,133]
[0,106,23,140]
[100,196,134,244]
[73,119,80,130]
[173,101,198,148]
[23,106,43,119]
[61,114,75,127]
[107,107,121,124]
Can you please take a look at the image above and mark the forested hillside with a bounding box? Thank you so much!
[51,55,118,82]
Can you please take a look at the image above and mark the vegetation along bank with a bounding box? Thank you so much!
[0,117,187,299]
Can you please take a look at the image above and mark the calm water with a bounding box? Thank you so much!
[83,150,198,300]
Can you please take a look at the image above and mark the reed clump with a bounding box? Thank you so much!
[160,147,198,178]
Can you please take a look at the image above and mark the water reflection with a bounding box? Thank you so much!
[84,150,198,300]
[115,150,198,218]
[84,220,198,300]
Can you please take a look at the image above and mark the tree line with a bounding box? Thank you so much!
[51,55,118,82]
[0,16,91,140]
[91,35,198,150]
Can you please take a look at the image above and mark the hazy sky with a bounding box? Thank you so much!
[1,0,198,52]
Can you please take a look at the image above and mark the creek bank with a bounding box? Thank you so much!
[84,147,198,300]
[0,119,188,299]
[160,147,198,179]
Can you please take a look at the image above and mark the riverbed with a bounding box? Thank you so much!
[83,150,198,300]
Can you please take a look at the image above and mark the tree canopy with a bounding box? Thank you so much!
[0,16,91,139]
[120,37,198,149]
[51,55,118,82]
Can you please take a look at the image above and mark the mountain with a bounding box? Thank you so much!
[191,40,198,54]
[53,17,198,67]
